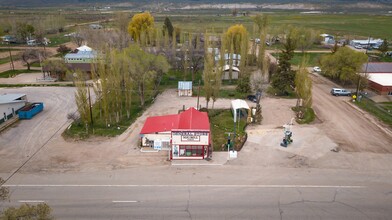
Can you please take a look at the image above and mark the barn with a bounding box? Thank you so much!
[363,63,392,95]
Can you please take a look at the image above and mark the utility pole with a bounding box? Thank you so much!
[88,84,94,128]
[8,43,14,71]
[196,79,201,110]
[356,37,371,100]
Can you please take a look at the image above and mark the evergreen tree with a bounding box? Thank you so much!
[379,39,389,56]
[163,17,174,38]
[271,35,296,95]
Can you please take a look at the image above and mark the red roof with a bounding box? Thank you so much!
[140,108,209,134]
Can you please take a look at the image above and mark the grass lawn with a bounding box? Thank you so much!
[47,34,71,47]
[0,55,19,65]
[271,52,325,66]
[292,106,315,124]
[196,87,248,100]
[0,48,19,53]
[64,94,153,139]
[355,99,392,128]
[380,56,392,62]
[160,69,203,89]
[208,109,247,151]
[0,69,41,78]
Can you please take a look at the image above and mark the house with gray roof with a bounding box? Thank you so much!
[64,45,97,74]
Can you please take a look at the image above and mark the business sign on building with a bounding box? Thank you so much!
[172,131,209,145]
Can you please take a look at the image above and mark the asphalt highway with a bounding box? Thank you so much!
[2,167,392,219]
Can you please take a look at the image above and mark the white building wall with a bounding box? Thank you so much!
[0,102,25,121]
[141,132,171,149]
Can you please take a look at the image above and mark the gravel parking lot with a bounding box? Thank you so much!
[1,74,392,175]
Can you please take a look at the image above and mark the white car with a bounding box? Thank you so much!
[354,45,362,49]
[313,66,322,72]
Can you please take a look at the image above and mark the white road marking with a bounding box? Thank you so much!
[18,200,45,203]
[112,201,138,203]
[171,164,223,166]
[4,184,366,188]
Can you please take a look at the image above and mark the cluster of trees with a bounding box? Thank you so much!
[74,44,169,127]
[0,15,65,43]
[320,47,368,86]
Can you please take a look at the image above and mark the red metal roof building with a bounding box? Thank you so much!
[362,63,392,95]
[140,108,211,160]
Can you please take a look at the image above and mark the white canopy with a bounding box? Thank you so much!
[231,99,250,122]
[77,45,93,52]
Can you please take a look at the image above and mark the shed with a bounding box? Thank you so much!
[178,81,192,97]
[222,65,240,80]
[0,93,27,123]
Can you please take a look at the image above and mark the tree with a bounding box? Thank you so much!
[56,44,71,55]
[203,48,215,109]
[271,32,297,95]
[163,17,174,38]
[236,72,251,93]
[379,39,389,56]
[320,47,367,85]
[224,25,249,80]
[1,177,53,219]
[1,203,53,220]
[253,14,269,69]
[20,49,46,70]
[116,12,131,49]
[331,41,340,54]
[297,28,318,53]
[124,45,169,107]
[128,12,154,43]
[70,31,84,47]
[295,57,312,108]
[42,59,68,80]
[0,177,9,201]
[74,71,91,126]
[16,22,35,42]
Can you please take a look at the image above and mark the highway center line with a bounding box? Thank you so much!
[4,184,366,188]
[112,201,138,203]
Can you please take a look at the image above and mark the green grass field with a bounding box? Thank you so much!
[355,99,392,128]
[0,69,41,78]
[271,52,326,66]
[155,13,392,39]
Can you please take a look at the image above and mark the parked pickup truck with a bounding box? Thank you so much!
[330,88,351,96]
[18,102,44,119]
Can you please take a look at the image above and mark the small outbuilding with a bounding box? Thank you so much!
[178,81,192,97]
[0,93,27,123]
[222,65,240,80]
[140,107,211,160]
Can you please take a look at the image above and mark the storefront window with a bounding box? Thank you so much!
[180,146,204,157]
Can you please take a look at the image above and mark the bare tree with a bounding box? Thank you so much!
[20,49,47,70]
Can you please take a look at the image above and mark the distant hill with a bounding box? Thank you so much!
[1,0,392,7]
